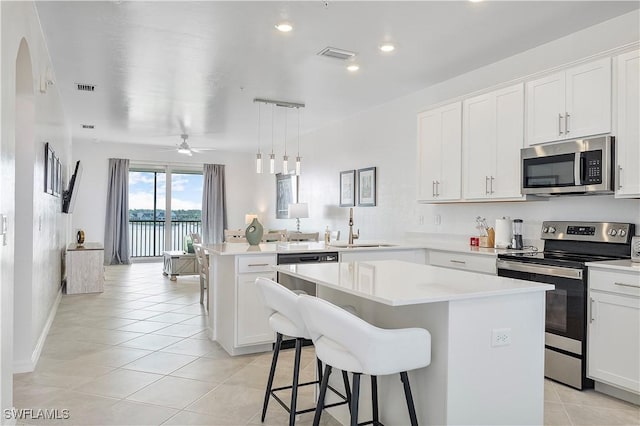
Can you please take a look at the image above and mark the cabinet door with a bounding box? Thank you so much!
[236,272,275,346]
[615,50,640,198]
[463,93,494,200]
[526,71,565,145]
[492,83,524,199]
[417,110,442,201]
[588,290,640,393]
[438,102,462,201]
[565,58,612,139]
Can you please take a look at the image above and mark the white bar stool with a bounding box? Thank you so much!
[297,295,431,426]
[255,278,350,426]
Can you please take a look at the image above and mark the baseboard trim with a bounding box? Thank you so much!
[13,288,62,373]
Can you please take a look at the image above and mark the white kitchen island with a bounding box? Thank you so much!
[275,260,554,426]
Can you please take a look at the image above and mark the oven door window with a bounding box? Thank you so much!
[523,153,576,188]
[498,268,585,341]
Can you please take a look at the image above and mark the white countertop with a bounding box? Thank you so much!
[204,240,533,257]
[586,259,640,273]
[274,260,553,306]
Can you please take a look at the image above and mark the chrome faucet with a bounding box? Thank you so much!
[348,207,359,245]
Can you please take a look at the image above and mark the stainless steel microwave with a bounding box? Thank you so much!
[521,136,614,195]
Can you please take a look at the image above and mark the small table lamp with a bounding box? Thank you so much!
[288,203,309,232]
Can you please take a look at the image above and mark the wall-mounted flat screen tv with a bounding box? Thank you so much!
[62,161,82,214]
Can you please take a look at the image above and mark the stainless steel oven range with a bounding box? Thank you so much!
[497,221,635,389]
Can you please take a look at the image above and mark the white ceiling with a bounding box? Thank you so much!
[36,1,638,152]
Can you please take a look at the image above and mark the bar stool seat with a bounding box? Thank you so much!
[256,278,350,426]
[297,295,431,426]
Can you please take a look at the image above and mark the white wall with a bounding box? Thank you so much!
[1,0,71,413]
[257,10,640,242]
[72,141,259,248]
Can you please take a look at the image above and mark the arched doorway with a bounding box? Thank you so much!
[13,38,36,372]
[0,36,35,412]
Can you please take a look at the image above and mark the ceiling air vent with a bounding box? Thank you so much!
[317,47,357,61]
[76,83,95,92]
[81,124,95,129]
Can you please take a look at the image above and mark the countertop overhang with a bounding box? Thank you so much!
[275,260,554,306]
[203,240,533,257]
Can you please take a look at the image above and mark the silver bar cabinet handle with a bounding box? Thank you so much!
[490,176,495,194]
[589,297,595,323]
[450,260,466,265]
[615,281,640,289]
[432,181,436,197]
[565,112,570,133]
[558,113,564,135]
[436,181,440,197]
[617,166,623,190]
[485,176,490,194]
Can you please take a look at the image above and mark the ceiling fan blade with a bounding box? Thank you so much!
[191,148,218,153]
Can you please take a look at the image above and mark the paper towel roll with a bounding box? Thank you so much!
[495,218,512,249]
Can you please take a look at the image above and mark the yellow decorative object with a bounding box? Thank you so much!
[76,230,85,247]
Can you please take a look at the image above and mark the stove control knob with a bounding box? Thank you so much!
[618,229,627,238]
[548,226,556,234]
[542,227,549,233]
[608,229,617,237]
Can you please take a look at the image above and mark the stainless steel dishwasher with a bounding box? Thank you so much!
[276,252,339,296]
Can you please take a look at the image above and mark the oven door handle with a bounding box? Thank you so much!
[497,259,583,280]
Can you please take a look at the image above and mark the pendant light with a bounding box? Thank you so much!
[269,104,275,174]
[282,108,288,173]
[256,102,263,173]
[295,107,301,176]
[253,98,305,175]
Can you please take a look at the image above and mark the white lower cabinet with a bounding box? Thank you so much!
[587,268,640,394]
[236,271,275,346]
[428,250,496,275]
[339,249,426,264]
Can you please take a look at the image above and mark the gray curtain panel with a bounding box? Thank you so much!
[104,158,131,265]
[202,164,227,244]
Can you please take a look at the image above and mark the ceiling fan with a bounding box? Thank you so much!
[173,134,216,156]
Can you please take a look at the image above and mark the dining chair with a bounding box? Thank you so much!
[287,232,319,242]
[193,243,209,306]
[224,229,247,243]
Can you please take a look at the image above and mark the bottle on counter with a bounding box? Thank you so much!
[324,226,331,244]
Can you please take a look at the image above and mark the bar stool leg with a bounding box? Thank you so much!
[261,333,283,422]
[341,370,351,412]
[350,373,361,426]
[313,365,332,426]
[289,338,303,426]
[316,358,323,383]
[400,371,418,426]
[371,375,379,425]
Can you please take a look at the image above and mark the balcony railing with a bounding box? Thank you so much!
[129,220,202,257]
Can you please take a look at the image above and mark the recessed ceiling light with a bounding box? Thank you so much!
[379,43,395,53]
[275,22,293,32]
[347,64,360,72]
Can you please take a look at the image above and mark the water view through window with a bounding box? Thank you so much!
[129,170,203,257]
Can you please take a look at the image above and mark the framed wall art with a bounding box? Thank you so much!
[357,167,376,206]
[339,170,355,207]
[44,142,54,195]
[276,172,298,219]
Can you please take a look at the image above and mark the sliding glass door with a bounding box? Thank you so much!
[128,167,202,258]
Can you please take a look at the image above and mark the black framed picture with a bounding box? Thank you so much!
[44,143,54,195]
[339,170,355,207]
[276,172,298,219]
[357,167,376,207]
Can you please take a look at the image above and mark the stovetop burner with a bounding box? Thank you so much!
[498,250,626,269]
[498,220,634,268]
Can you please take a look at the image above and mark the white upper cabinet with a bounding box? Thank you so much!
[417,102,462,202]
[527,57,611,145]
[615,50,640,198]
[463,83,524,200]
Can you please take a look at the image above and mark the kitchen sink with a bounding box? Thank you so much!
[327,242,397,248]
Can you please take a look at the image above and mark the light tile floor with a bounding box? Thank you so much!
[12,263,640,425]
